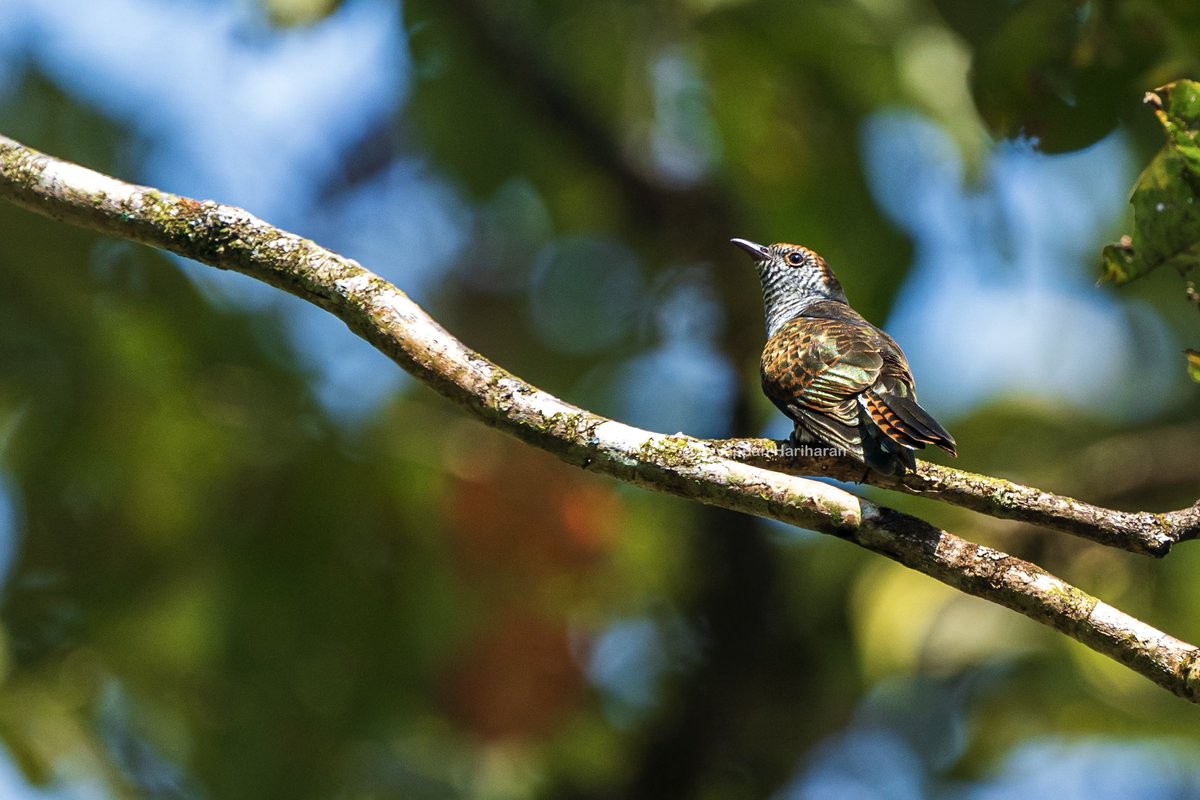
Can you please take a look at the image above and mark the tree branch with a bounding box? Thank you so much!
[2,133,1199,701]
[706,439,1200,557]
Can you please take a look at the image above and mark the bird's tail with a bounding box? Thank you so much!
[860,390,956,474]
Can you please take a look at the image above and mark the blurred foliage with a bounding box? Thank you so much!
[265,0,342,27]
[957,0,1196,153]
[0,0,1199,798]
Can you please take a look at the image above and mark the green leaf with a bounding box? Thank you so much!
[1187,349,1200,383]
[1101,80,1200,285]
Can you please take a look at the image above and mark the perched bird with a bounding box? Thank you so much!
[731,238,956,475]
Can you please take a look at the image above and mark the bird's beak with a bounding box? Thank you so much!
[730,238,770,260]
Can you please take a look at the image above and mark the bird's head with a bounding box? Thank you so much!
[731,239,848,335]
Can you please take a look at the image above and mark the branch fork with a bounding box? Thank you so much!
[2,133,1199,701]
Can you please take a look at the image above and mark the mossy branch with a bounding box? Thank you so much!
[707,440,1200,557]
[2,133,1199,702]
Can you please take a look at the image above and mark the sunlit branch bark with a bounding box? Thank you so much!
[2,134,1198,702]
[707,440,1200,557]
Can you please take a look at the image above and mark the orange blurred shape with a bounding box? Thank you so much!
[447,444,621,578]
[444,611,585,741]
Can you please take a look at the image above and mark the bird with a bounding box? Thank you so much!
[730,238,956,475]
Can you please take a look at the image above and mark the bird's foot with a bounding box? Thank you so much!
[785,431,805,469]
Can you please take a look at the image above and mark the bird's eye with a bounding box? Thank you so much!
[786,252,804,266]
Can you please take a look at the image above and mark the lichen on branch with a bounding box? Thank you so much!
[2,132,1198,702]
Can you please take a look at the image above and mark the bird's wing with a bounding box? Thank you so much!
[761,315,884,458]
[762,311,958,461]
[865,331,957,456]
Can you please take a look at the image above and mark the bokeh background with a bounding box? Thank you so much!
[1,0,1199,797]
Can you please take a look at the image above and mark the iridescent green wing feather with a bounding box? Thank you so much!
[760,316,883,458]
